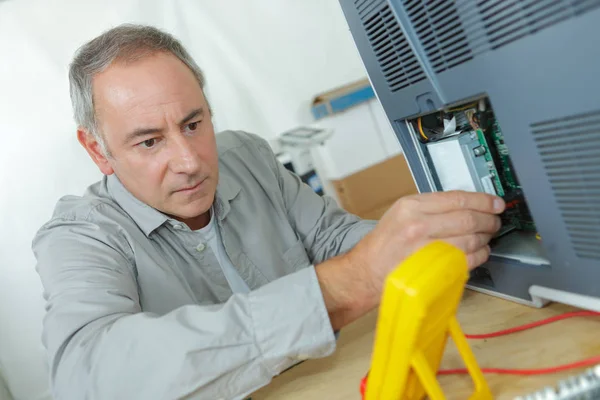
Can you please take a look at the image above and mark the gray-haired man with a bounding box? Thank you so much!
[33,24,504,400]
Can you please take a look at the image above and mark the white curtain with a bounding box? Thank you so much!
[0,1,367,398]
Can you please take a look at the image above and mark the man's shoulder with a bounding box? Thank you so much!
[33,179,135,268]
[37,178,125,234]
[216,130,273,158]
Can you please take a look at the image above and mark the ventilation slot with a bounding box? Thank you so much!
[362,3,426,92]
[477,0,600,50]
[403,0,473,73]
[531,110,600,260]
[355,0,385,17]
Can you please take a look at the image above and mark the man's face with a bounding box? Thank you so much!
[81,52,218,228]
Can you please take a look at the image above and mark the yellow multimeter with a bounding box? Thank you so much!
[362,241,492,400]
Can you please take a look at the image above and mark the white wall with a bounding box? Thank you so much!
[0,1,368,399]
[0,366,12,400]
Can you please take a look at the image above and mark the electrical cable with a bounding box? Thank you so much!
[463,311,600,339]
[360,312,600,396]
[448,102,478,112]
[438,355,600,376]
[437,311,600,376]
[465,109,480,131]
[417,117,428,140]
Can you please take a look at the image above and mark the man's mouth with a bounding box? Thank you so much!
[176,178,206,193]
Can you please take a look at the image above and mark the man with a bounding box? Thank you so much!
[33,24,504,400]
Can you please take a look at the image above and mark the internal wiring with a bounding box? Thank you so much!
[417,117,428,140]
[448,102,478,112]
[465,109,480,131]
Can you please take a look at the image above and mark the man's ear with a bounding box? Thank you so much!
[77,129,114,175]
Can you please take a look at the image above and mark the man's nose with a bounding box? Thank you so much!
[169,135,202,174]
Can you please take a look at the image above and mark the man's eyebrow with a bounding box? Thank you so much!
[123,108,204,145]
[123,127,163,145]
[179,108,203,126]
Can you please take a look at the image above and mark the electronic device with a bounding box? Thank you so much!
[276,127,333,195]
[362,241,492,400]
[338,0,600,311]
[516,364,600,400]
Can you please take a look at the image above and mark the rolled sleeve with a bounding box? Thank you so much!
[250,266,336,375]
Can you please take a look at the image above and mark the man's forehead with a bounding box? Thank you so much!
[93,54,204,124]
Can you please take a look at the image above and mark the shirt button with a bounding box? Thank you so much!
[196,243,206,252]
[173,224,184,230]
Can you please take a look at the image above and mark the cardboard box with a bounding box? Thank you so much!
[308,78,406,208]
[331,154,418,220]
[311,78,375,120]
[309,81,403,205]
[311,99,402,182]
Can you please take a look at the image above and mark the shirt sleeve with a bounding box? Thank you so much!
[255,136,378,265]
[33,216,336,400]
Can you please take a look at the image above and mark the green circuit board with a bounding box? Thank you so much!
[490,119,521,192]
[475,128,505,197]
[487,118,536,231]
[472,115,536,232]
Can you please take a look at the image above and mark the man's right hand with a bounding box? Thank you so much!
[316,190,505,330]
[350,190,505,300]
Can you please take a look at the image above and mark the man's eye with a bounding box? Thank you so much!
[186,121,199,132]
[141,138,156,148]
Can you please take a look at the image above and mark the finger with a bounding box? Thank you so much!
[443,233,494,254]
[427,211,501,238]
[411,191,505,215]
[466,245,491,270]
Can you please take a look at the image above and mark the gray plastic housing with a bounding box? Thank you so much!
[339,0,600,305]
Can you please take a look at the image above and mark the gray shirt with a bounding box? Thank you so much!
[33,130,376,400]
[194,207,250,294]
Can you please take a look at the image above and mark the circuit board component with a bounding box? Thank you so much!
[412,98,537,236]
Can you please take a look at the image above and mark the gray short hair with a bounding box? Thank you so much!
[69,24,209,156]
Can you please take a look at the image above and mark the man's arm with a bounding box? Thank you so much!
[34,215,336,400]
[257,138,376,265]
[315,190,506,330]
[253,134,504,330]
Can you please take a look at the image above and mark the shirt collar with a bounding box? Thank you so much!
[213,169,241,222]
[107,174,169,236]
[107,171,241,237]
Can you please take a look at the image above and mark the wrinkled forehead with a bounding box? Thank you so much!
[92,52,205,131]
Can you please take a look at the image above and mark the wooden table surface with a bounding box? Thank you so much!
[252,290,600,399]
